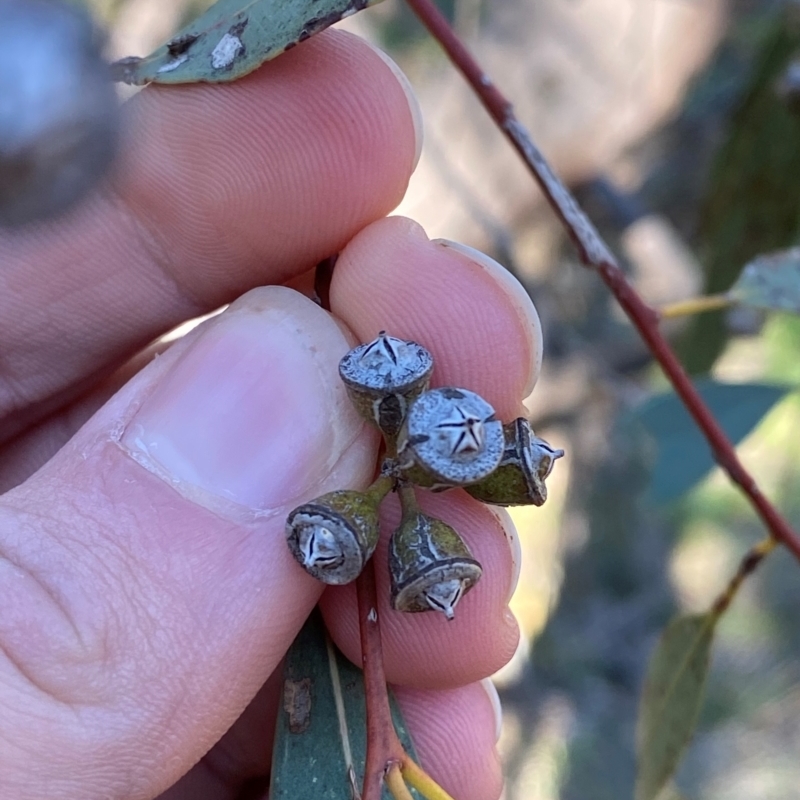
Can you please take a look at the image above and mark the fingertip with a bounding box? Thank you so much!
[330,217,539,419]
[434,239,543,396]
[348,33,424,171]
[396,682,505,800]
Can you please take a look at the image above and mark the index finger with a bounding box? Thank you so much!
[0,30,420,442]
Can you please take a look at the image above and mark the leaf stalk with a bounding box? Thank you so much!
[712,536,777,617]
[658,293,733,319]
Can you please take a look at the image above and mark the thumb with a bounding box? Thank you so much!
[0,287,376,800]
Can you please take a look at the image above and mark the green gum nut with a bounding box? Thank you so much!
[465,418,564,506]
[338,332,434,438]
[388,511,482,621]
[286,478,391,585]
[397,387,504,490]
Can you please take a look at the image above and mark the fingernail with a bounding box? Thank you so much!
[486,506,522,604]
[120,287,364,515]
[363,41,424,171]
[480,677,504,743]
[434,240,543,395]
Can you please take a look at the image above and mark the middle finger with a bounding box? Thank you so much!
[321,215,541,687]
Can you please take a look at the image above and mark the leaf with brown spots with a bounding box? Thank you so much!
[271,611,422,799]
[111,0,385,85]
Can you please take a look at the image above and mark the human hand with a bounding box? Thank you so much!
[0,30,541,800]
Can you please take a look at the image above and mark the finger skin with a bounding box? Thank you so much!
[397,682,504,800]
[0,29,418,442]
[0,290,377,799]
[2,217,534,693]
[0,218,537,795]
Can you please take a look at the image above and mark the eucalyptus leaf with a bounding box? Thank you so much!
[112,0,385,85]
[270,610,421,799]
[655,784,690,800]
[634,379,790,503]
[729,247,800,314]
[635,613,717,800]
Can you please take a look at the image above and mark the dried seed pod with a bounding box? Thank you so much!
[397,387,504,490]
[389,510,482,620]
[286,477,391,585]
[466,418,564,506]
[338,332,434,437]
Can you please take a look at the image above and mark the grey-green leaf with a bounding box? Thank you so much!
[270,610,421,799]
[635,613,717,800]
[655,782,690,800]
[112,0,385,85]
[634,379,790,503]
[728,247,800,314]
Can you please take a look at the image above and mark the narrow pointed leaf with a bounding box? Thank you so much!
[270,610,421,799]
[656,784,690,800]
[634,379,790,503]
[728,247,800,314]
[635,613,717,800]
[112,0,385,85]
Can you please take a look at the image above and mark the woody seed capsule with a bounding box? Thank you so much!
[397,387,504,490]
[389,511,482,620]
[466,418,564,506]
[286,477,391,585]
[338,332,434,437]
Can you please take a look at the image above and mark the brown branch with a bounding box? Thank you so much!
[357,560,404,800]
[404,0,800,565]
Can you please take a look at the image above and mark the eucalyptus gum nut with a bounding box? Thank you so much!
[389,511,482,620]
[397,387,504,489]
[465,418,565,506]
[286,486,386,585]
[338,332,434,437]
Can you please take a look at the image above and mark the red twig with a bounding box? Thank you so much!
[357,560,404,800]
[404,0,800,564]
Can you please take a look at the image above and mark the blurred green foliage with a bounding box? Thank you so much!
[680,10,800,374]
[634,380,790,504]
[501,6,800,800]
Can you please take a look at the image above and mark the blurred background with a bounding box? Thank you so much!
[79,0,800,796]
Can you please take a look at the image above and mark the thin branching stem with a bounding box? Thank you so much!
[316,260,449,800]
[404,0,800,565]
[659,293,733,319]
[357,560,403,800]
[356,560,457,800]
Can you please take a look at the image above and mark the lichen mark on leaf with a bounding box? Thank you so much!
[283,677,313,734]
[210,18,249,71]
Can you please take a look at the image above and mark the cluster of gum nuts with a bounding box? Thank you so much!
[285,332,564,621]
